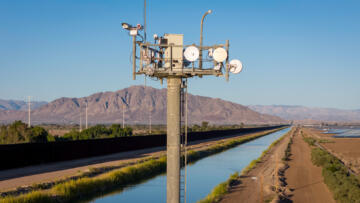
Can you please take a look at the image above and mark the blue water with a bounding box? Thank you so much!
[331,128,360,138]
[90,128,290,203]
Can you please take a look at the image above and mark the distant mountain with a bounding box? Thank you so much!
[0,86,284,125]
[248,105,360,122]
[0,99,47,111]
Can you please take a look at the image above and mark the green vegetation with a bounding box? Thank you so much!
[0,121,55,144]
[61,124,132,141]
[302,131,360,203]
[283,137,292,161]
[311,147,360,203]
[0,120,265,144]
[197,172,239,203]
[303,136,316,146]
[53,157,166,201]
[0,191,53,203]
[0,127,286,202]
[0,121,133,144]
[188,121,247,132]
[318,139,335,143]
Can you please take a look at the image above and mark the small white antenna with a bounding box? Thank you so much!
[27,96,31,127]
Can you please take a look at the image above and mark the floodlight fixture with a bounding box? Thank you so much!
[199,10,213,69]
[122,22,131,30]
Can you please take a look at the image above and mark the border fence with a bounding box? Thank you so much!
[0,125,287,170]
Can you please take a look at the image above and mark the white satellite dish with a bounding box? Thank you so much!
[184,46,199,62]
[213,47,227,62]
[229,59,243,74]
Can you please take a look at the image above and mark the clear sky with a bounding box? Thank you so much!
[0,0,359,109]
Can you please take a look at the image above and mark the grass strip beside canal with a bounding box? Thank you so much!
[302,131,360,202]
[197,127,293,203]
[0,127,287,203]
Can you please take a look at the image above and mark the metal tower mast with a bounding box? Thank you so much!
[121,5,243,203]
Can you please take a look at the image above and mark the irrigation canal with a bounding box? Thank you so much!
[89,127,290,203]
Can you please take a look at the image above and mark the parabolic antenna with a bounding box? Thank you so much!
[184,46,199,62]
[213,47,227,62]
[229,59,243,74]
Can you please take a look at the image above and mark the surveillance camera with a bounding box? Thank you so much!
[136,24,143,30]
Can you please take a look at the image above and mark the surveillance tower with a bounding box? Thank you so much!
[121,5,243,203]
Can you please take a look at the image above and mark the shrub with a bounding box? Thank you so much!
[310,147,360,203]
[0,191,53,203]
[303,137,316,146]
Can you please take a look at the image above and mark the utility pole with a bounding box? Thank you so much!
[121,95,127,128]
[85,101,88,129]
[149,106,152,134]
[121,7,243,203]
[79,105,82,132]
[122,101,125,128]
[27,96,31,128]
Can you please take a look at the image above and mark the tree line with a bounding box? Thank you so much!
[0,121,133,144]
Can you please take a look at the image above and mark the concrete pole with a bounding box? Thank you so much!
[80,105,82,132]
[167,77,181,203]
[122,102,125,128]
[28,96,31,128]
[85,102,88,129]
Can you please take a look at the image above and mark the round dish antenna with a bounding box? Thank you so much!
[229,59,243,74]
[213,47,227,62]
[184,46,199,62]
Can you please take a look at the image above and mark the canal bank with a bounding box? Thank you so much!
[0,127,288,203]
[89,128,291,203]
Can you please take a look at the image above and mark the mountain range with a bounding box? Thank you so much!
[248,105,360,123]
[0,86,284,125]
[0,99,47,111]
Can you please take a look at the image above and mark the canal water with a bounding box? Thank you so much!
[325,128,360,138]
[89,128,290,203]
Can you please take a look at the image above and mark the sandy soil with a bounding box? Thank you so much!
[0,131,266,193]
[284,128,335,203]
[220,129,293,203]
[306,128,360,174]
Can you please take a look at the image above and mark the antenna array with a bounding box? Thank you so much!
[121,2,243,203]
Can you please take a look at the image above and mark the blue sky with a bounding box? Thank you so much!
[0,0,359,109]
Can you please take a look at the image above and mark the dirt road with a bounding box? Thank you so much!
[285,129,335,203]
[220,129,292,203]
